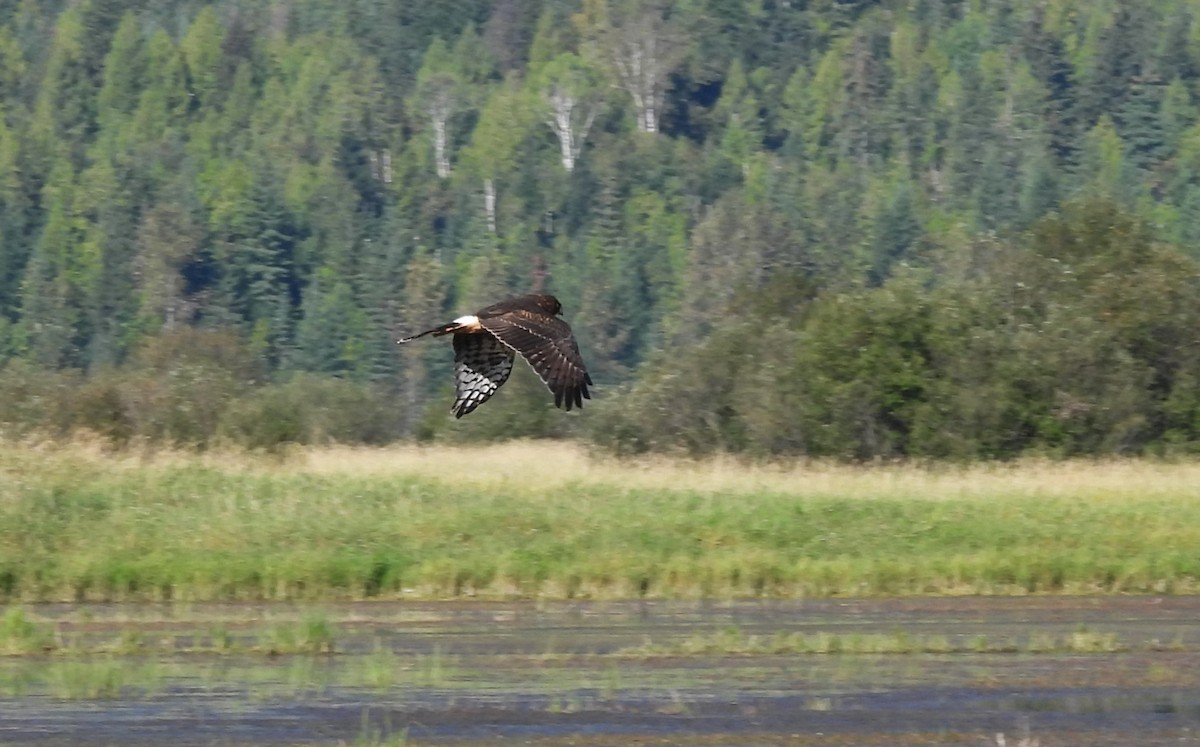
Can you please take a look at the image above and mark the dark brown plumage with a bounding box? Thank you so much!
[398,294,593,418]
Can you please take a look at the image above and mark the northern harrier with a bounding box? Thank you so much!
[398,294,593,418]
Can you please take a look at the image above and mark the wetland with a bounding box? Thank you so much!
[2,596,1199,746]
[3,442,1200,744]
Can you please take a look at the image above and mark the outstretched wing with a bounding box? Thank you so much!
[452,333,516,418]
[480,310,593,411]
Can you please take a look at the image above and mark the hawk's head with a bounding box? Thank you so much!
[533,294,563,316]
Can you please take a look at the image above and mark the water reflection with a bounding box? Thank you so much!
[0,597,1198,746]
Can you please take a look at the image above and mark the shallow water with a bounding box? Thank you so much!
[1,597,1199,745]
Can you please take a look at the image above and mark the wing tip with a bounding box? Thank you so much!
[551,381,592,412]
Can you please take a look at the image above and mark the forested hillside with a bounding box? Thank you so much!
[3,0,1200,458]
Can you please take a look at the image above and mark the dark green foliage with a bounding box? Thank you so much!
[3,1,1200,457]
[293,268,367,376]
[218,374,401,449]
[592,201,1200,459]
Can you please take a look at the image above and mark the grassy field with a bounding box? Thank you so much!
[1,439,1199,601]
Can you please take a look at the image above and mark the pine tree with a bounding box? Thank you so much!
[1160,77,1197,160]
[181,6,224,109]
[1018,2,1078,169]
[17,157,88,369]
[212,176,298,367]
[134,197,204,333]
[714,59,764,177]
[1017,142,1060,227]
[1080,115,1130,200]
[1117,74,1166,174]
[77,157,140,367]
[29,6,96,171]
[572,162,637,379]
[868,169,922,283]
[356,209,416,382]
[293,266,370,377]
[0,109,30,321]
[0,26,25,106]
[94,12,143,133]
[396,246,447,433]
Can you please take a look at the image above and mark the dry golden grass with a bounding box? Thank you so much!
[9,439,1200,509]
[297,441,1200,502]
[10,436,1200,502]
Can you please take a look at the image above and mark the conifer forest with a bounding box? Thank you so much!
[3,0,1200,459]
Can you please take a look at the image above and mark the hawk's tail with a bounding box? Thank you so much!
[398,314,483,344]
[396,323,459,343]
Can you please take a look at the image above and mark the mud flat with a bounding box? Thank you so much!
[1,596,1199,746]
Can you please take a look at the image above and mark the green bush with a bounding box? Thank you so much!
[0,330,401,449]
[589,201,1200,460]
[219,374,400,449]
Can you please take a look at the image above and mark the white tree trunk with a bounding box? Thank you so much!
[433,117,451,179]
[611,29,663,133]
[547,89,597,172]
[550,93,577,171]
[426,88,456,179]
[483,178,497,235]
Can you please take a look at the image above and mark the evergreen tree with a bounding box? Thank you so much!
[29,6,96,170]
[868,169,922,283]
[294,266,369,377]
[713,59,764,177]
[1080,115,1130,200]
[1018,0,1078,168]
[17,156,88,368]
[212,176,297,367]
[1118,74,1166,173]
[94,12,143,133]
[1160,77,1197,159]
[356,209,416,382]
[0,109,30,321]
[396,246,447,433]
[77,157,140,366]
[181,6,224,109]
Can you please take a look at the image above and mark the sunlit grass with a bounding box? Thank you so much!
[626,626,1138,656]
[43,656,163,699]
[2,439,1200,601]
[261,612,336,655]
[0,607,53,654]
[5,603,1188,662]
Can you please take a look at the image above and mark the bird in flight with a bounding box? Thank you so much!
[398,294,593,418]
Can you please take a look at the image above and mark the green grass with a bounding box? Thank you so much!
[626,626,1137,656]
[3,604,1184,660]
[261,612,336,654]
[0,606,53,654]
[43,656,157,699]
[2,441,1200,601]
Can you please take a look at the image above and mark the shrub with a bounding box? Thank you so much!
[219,374,400,449]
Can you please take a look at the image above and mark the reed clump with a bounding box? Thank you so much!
[628,628,1137,656]
[1,440,1199,602]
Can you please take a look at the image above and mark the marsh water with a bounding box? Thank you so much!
[2,596,1199,746]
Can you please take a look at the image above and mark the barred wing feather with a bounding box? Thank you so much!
[452,333,516,418]
[481,310,592,411]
